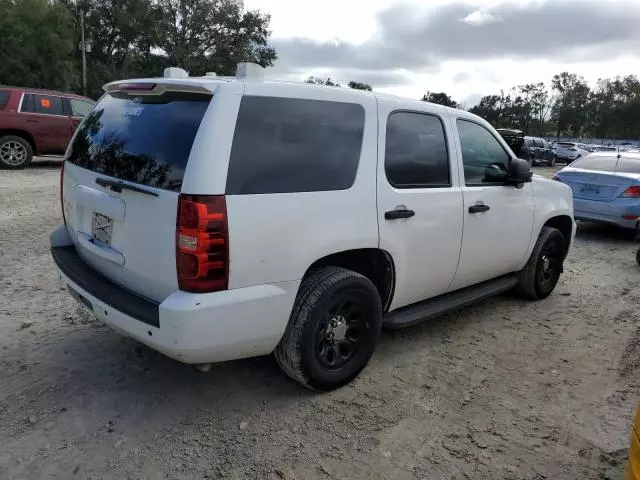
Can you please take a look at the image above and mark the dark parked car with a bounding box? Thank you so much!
[0,86,94,168]
[497,129,557,166]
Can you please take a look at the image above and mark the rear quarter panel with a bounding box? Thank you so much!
[203,83,380,289]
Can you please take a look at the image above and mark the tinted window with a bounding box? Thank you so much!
[540,139,550,149]
[67,91,211,191]
[0,90,9,109]
[457,119,510,185]
[533,138,543,148]
[22,94,65,115]
[70,98,93,117]
[385,111,449,188]
[524,139,533,147]
[226,96,365,194]
[571,156,640,174]
[556,143,575,148]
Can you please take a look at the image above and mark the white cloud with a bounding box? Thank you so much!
[246,0,640,105]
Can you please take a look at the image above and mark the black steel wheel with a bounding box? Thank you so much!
[275,267,382,391]
[516,226,566,300]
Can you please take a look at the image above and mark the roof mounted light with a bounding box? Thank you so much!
[164,67,189,79]
[235,63,264,81]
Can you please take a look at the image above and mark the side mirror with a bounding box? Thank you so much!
[507,158,533,187]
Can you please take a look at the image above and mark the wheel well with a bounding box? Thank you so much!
[0,129,37,154]
[544,215,573,256]
[305,249,395,311]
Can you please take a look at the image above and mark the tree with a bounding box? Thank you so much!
[348,81,372,91]
[305,76,340,87]
[551,72,590,137]
[0,0,78,91]
[155,0,276,77]
[422,92,457,108]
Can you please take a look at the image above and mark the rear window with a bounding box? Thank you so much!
[571,156,640,174]
[0,90,10,109]
[555,143,575,148]
[226,96,365,195]
[67,91,211,191]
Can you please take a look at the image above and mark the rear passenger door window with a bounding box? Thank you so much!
[226,96,365,194]
[456,119,510,185]
[21,94,65,116]
[384,111,450,188]
[69,98,94,117]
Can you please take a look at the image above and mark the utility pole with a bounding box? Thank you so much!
[80,8,87,97]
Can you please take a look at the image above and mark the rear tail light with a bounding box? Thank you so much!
[569,148,577,152]
[620,186,640,198]
[60,161,66,225]
[176,195,228,293]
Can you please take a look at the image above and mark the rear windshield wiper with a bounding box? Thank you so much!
[95,177,159,197]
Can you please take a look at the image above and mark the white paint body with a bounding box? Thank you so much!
[53,75,575,364]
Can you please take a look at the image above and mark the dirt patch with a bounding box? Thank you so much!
[0,164,638,479]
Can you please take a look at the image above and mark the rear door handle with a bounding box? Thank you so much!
[469,204,490,214]
[385,209,415,220]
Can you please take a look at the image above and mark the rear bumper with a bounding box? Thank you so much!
[50,225,299,364]
[574,198,640,229]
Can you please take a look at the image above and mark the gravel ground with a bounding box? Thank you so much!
[0,159,638,480]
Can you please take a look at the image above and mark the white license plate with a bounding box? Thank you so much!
[91,212,113,246]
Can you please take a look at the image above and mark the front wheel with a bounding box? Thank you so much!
[274,267,382,391]
[515,227,566,300]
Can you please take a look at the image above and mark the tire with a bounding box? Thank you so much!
[548,156,556,167]
[274,266,382,391]
[636,248,640,266]
[0,135,33,169]
[515,226,566,300]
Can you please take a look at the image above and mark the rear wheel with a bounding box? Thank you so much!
[636,248,640,266]
[515,227,566,300]
[548,155,556,167]
[274,267,382,391]
[0,135,33,169]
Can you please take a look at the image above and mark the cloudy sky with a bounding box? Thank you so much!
[243,0,640,107]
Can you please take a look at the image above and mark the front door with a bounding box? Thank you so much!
[449,118,534,291]
[377,104,464,310]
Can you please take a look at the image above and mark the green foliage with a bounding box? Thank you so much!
[469,73,640,139]
[348,81,372,91]
[0,0,78,91]
[422,92,458,108]
[1,0,276,98]
[305,76,340,87]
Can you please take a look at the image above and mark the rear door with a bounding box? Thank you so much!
[62,85,213,302]
[20,93,73,153]
[377,102,463,309]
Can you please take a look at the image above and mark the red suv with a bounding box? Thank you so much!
[0,86,94,169]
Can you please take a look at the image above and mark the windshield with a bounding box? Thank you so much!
[66,91,211,191]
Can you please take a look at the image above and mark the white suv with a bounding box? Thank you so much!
[50,64,575,391]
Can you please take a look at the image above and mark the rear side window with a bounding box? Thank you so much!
[571,156,640,173]
[385,111,449,188]
[67,91,211,191]
[69,98,94,117]
[533,139,543,148]
[22,94,65,115]
[0,90,10,109]
[226,96,365,195]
